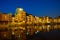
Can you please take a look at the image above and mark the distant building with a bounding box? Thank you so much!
[0,13,12,25]
[35,16,40,24]
[27,14,35,25]
[11,8,26,25]
[57,16,60,23]
[0,13,2,21]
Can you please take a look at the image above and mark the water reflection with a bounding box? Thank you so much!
[0,24,60,40]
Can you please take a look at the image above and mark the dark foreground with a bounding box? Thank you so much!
[26,30,60,40]
[0,30,60,40]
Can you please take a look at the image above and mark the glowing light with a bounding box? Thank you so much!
[15,27,18,29]
[35,30,39,34]
[18,35,20,37]
[4,34,6,37]
[19,8,23,11]
[42,25,45,29]
[26,32,29,35]
[12,32,15,35]
[48,25,50,27]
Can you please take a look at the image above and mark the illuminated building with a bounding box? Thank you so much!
[39,17,43,24]
[0,7,60,40]
[27,14,35,25]
[26,14,35,35]
[0,13,12,28]
[0,13,2,21]
[11,17,15,25]
[1,13,12,21]
[0,8,60,31]
[57,16,60,23]
[42,16,50,23]
[35,16,40,24]
[45,16,50,23]
[53,18,57,23]
[49,17,53,23]
[14,8,26,25]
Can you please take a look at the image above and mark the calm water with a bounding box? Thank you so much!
[26,30,60,40]
[0,25,60,40]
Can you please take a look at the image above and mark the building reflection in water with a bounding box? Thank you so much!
[0,8,60,40]
[0,23,60,40]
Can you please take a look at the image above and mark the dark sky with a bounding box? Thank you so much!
[0,0,60,17]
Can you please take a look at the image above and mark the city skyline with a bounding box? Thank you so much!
[0,7,60,40]
[0,0,60,17]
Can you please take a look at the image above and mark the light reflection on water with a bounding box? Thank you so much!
[0,25,60,40]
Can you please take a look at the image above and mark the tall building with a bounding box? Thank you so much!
[14,8,26,25]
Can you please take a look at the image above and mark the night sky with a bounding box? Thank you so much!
[0,0,60,17]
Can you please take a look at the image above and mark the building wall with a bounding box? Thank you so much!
[35,16,40,24]
[0,13,12,25]
[0,13,3,21]
[15,8,26,23]
[27,15,35,24]
[0,13,12,21]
